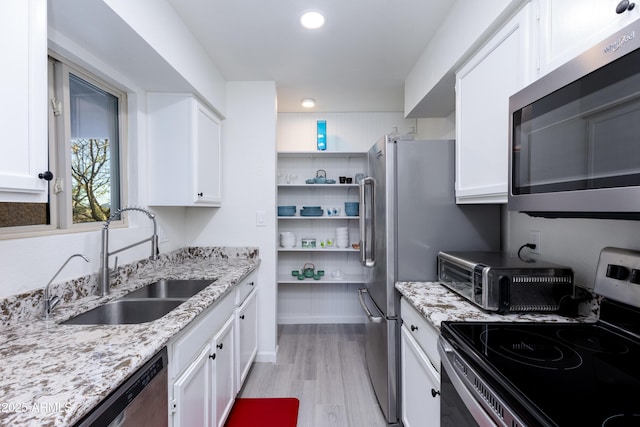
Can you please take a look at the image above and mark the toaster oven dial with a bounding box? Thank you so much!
[606,264,630,281]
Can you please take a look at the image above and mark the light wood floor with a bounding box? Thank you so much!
[239,324,388,427]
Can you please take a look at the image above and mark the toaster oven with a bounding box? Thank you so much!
[437,251,574,313]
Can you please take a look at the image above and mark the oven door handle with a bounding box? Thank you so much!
[438,338,498,426]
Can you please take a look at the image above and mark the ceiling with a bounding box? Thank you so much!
[166,0,454,113]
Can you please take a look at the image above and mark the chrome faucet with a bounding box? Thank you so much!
[99,206,159,296]
[43,253,90,319]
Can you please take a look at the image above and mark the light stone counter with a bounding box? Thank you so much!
[395,281,598,330]
[0,247,260,427]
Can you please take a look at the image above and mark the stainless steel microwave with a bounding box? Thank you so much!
[509,20,640,219]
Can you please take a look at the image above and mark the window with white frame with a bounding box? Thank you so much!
[0,55,127,235]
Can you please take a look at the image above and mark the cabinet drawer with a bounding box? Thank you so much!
[171,291,235,375]
[235,271,257,306]
[400,298,440,370]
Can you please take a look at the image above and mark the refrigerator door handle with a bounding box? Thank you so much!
[359,176,375,267]
[358,288,383,323]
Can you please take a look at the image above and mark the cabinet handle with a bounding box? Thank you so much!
[217,343,224,350]
[209,353,216,360]
[431,389,440,398]
[197,192,204,197]
[38,171,54,181]
[240,315,245,320]
[410,325,418,332]
[248,281,255,286]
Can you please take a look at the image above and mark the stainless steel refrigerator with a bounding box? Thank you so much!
[357,135,501,425]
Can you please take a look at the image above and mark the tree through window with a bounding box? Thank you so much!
[68,73,121,224]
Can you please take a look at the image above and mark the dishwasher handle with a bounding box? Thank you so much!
[358,288,383,323]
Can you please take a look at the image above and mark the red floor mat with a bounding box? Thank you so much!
[224,398,300,427]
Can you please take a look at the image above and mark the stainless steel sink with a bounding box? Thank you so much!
[61,279,216,325]
[120,279,215,299]
[62,299,185,325]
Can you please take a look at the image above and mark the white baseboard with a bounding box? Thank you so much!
[255,347,278,363]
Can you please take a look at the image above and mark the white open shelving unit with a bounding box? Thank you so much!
[277,151,368,324]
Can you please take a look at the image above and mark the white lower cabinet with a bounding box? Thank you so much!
[168,272,259,427]
[213,316,235,427]
[400,298,441,427]
[235,288,258,389]
[172,345,213,427]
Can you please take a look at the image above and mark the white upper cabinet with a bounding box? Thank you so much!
[539,0,640,76]
[148,93,222,207]
[0,0,48,203]
[455,4,534,204]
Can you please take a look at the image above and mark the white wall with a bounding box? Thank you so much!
[405,0,525,117]
[277,112,456,152]
[277,112,417,152]
[507,212,640,290]
[416,113,456,140]
[186,81,278,362]
[102,0,227,116]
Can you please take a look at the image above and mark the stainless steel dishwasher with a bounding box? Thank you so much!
[74,347,168,427]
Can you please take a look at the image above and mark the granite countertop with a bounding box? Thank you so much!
[395,281,598,330]
[0,247,260,427]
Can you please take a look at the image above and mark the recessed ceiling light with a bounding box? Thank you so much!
[300,11,325,29]
[301,98,316,108]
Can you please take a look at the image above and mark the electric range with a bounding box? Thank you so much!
[439,247,640,427]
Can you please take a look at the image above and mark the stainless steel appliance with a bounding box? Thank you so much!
[438,251,574,313]
[74,347,168,427]
[508,19,640,219]
[357,135,501,425]
[439,247,640,426]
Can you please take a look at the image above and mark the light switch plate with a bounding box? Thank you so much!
[256,210,266,227]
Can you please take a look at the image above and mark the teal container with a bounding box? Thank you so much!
[317,120,326,151]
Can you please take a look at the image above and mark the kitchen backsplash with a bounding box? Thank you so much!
[0,246,259,329]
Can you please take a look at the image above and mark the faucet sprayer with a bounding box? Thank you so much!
[99,206,160,296]
[43,254,90,319]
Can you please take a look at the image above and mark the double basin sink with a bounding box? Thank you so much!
[62,279,216,325]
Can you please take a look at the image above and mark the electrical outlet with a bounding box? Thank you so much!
[529,230,541,254]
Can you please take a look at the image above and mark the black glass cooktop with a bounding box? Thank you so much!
[442,321,640,426]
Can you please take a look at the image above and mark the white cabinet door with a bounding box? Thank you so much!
[148,93,222,207]
[539,0,640,76]
[455,5,533,204]
[212,315,235,427]
[236,288,258,390]
[173,345,213,427]
[168,290,238,427]
[194,102,222,205]
[0,0,48,203]
[401,325,441,427]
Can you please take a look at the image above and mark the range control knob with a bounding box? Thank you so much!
[606,264,629,280]
[630,269,640,285]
